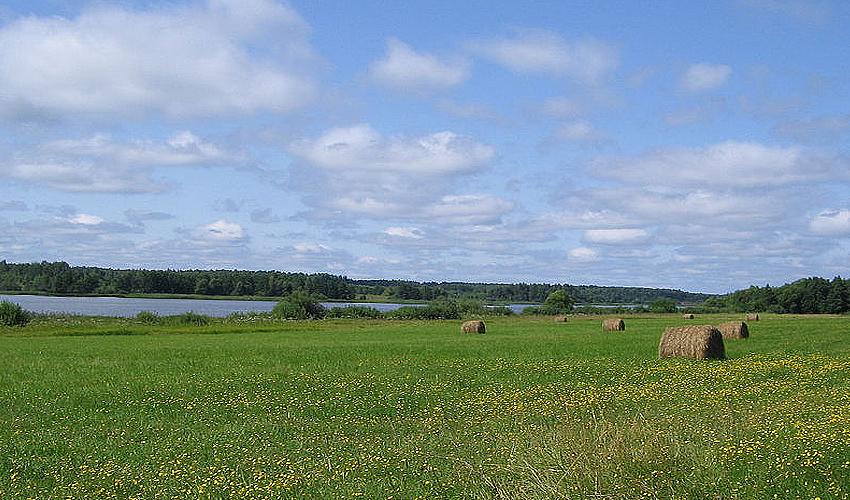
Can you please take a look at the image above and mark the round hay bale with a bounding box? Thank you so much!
[746,313,759,321]
[682,313,695,319]
[717,321,749,340]
[602,318,625,331]
[461,320,485,334]
[553,315,569,322]
[658,325,725,360]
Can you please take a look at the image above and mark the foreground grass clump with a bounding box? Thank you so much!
[2,314,850,498]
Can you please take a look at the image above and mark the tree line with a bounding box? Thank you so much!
[703,277,849,314]
[0,261,710,304]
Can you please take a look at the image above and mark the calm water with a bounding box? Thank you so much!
[0,294,533,317]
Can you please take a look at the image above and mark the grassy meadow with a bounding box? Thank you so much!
[2,314,850,499]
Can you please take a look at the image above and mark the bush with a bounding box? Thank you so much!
[162,311,211,326]
[387,300,460,320]
[325,306,384,319]
[135,310,160,324]
[485,305,515,316]
[649,298,678,313]
[0,300,30,326]
[272,292,326,320]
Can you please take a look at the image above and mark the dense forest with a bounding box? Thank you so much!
[703,277,850,314]
[0,261,710,304]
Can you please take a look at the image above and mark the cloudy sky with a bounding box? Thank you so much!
[1,0,848,292]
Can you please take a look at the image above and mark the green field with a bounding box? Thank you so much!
[2,315,849,499]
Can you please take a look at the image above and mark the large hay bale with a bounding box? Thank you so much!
[717,321,749,340]
[602,318,625,331]
[682,313,694,319]
[461,320,485,334]
[658,325,725,360]
[746,313,759,321]
[553,315,569,322]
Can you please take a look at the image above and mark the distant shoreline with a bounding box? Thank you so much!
[0,290,434,304]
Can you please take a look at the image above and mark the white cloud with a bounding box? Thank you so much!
[69,214,104,225]
[568,247,599,262]
[0,0,316,120]
[681,63,732,92]
[555,121,603,142]
[810,209,850,236]
[584,228,649,245]
[383,227,424,239]
[422,194,513,225]
[594,188,782,224]
[470,30,618,84]
[596,141,840,188]
[1,131,239,193]
[369,38,469,91]
[290,124,494,175]
[194,220,245,242]
[293,242,331,254]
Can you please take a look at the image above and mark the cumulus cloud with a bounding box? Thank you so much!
[583,228,649,245]
[383,227,424,239]
[69,214,104,225]
[810,209,850,236]
[292,242,331,254]
[1,131,240,193]
[595,141,843,188]
[568,247,599,262]
[290,124,494,174]
[369,38,469,91]
[680,63,732,92]
[0,0,316,121]
[422,195,513,225]
[193,220,246,243]
[287,124,505,224]
[554,121,603,142]
[470,30,618,84]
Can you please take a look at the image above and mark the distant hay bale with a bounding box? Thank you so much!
[682,313,694,319]
[602,318,625,331]
[658,325,725,360]
[718,321,749,340]
[553,315,569,322]
[461,320,486,334]
[746,313,760,321]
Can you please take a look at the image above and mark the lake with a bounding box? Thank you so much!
[0,294,534,317]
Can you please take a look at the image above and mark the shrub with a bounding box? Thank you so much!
[0,300,30,327]
[135,310,160,324]
[649,298,678,313]
[387,301,460,320]
[326,306,384,319]
[456,299,487,316]
[163,311,211,326]
[272,292,326,320]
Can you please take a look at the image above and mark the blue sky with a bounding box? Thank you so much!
[1,0,848,293]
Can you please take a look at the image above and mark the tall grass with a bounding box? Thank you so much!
[1,314,849,498]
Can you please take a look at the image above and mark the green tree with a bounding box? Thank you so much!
[540,289,575,314]
[649,298,677,313]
